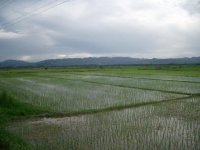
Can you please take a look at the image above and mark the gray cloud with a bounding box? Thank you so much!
[0,0,200,61]
[183,0,200,14]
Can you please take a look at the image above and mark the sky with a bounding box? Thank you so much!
[0,0,200,62]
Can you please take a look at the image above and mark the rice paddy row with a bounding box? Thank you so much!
[0,76,188,114]
[0,67,200,150]
[8,97,200,150]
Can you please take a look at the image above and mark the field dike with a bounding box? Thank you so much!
[25,94,199,119]
[37,75,198,96]
[7,95,200,150]
[1,69,200,149]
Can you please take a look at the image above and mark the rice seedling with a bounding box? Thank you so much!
[59,74,200,94]
[7,97,200,150]
[0,76,186,113]
[0,67,199,149]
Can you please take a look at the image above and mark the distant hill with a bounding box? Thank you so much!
[0,60,32,68]
[0,57,200,68]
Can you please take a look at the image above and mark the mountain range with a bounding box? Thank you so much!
[0,57,200,68]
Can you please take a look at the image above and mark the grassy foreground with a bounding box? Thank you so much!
[0,91,46,149]
[0,65,199,149]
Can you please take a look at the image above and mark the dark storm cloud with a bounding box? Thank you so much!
[0,0,200,61]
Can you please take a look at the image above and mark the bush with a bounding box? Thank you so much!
[0,91,13,108]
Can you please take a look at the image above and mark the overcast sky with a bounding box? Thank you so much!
[0,0,200,61]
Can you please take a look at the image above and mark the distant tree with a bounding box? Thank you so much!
[99,65,103,69]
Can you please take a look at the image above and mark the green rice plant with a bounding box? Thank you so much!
[1,68,199,149]
[60,74,200,94]
[7,97,200,150]
[0,77,186,113]
[0,91,45,150]
[63,72,200,83]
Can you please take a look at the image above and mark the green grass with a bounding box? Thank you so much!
[0,65,200,77]
[0,91,46,150]
[0,91,46,122]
